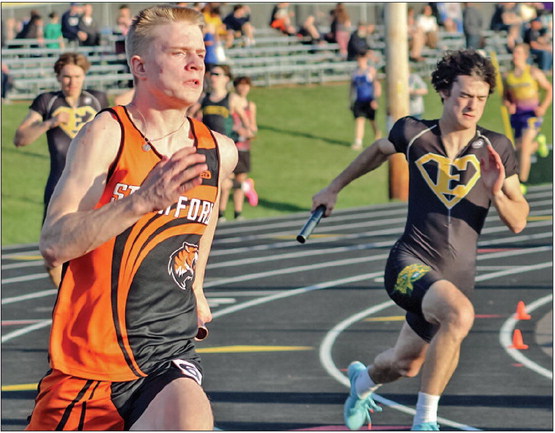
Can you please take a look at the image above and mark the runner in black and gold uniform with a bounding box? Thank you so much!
[14,53,108,287]
[14,53,109,213]
[313,50,529,431]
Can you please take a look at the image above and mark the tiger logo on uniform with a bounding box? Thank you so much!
[168,242,199,290]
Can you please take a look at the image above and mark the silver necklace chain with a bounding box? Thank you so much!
[129,104,187,143]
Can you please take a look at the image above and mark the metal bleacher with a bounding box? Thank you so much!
[2,28,513,100]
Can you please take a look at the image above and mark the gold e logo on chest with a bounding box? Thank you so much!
[415,154,481,209]
[52,106,97,138]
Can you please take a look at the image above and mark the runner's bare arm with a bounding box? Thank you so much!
[531,67,552,117]
[13,109,68,147]
[312,138,396,216]
[40,112,208,268]
[192,133,238,324]
[481,144,529,233]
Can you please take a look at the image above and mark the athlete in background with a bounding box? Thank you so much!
[313,49,529,431]
[195,64,256,220]
[503,42,552,194]
[350,52,382,151]
[13,52,109,287]
[26,5,237,430]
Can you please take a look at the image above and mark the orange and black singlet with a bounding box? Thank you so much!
[49,106,220,382]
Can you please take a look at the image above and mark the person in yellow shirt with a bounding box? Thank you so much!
[503,43,552,192]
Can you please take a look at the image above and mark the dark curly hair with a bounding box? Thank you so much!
[431,49,496,100]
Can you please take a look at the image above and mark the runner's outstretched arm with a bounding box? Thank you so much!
[312,138,396,216]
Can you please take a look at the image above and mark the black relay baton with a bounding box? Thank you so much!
[296,205,326,244]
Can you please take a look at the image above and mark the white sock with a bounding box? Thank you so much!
[353,138,362,146]
[355,368,382,399]
[412,391,440,427]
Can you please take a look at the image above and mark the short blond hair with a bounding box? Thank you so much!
[125,5,204,66]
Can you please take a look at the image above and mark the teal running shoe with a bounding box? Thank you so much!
[343,361,382,430]
[412,421,440,431]
[536,134,549,158]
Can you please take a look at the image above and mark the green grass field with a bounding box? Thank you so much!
[1,80,552,245]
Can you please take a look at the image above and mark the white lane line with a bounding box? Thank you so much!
[319,304,481,431]
[209,219,552,257]
[2,289,57,305]
[2,272,48,284]
[499,294,553,379]
[1,260,44,270]
[212,271,383,319]
[2,245,551,306]
[1,320,52,343]
[205,254,390,289]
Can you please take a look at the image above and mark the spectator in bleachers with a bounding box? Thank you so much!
[436,3,463,33]
[78,3,100,46]
[519,3,539,23]
[350,52,381,151]
[416,5,439,50]
[13,52,109,287]
[524,17,553,71]
[202,4,227,42]
[329,3,351,59]
[490,3,522,33]
[15,11,44,47]
[44,12,65,49]
[61,3,84,46]
[3,17,18,42]
[114,4,132,55]
[408,6,426,62]
[115,4,132,36]
[462,3,483,49]
[503,43,552,193]
[223,4,255,48]
[2,63,13,102]
[269,3,296,36]
[297,15,324,45]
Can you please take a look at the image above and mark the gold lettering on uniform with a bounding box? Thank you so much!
[416,154,481,209]
[203,106,230,117]
[52,106,97,138]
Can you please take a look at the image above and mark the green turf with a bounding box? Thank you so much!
[1,80,552,245]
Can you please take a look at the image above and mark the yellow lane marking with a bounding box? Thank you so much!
[364,316,405,322]
[2,383,37,391]
[2,347,313,390]
[3,255,42,261]
[527,216,552,221]
[198,345,312,353]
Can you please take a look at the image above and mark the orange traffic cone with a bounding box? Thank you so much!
[510,329,528,349]
[515,301,531,320]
